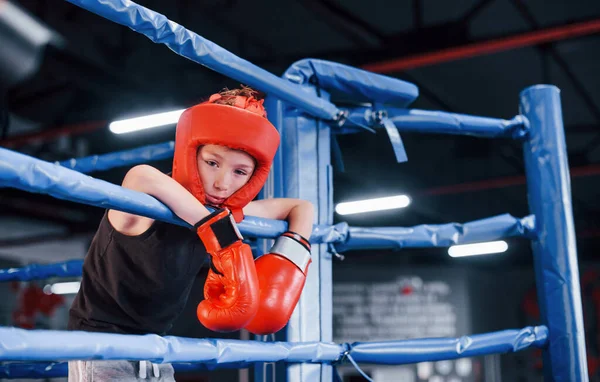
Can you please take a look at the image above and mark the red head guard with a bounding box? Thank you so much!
[172,93,280,222]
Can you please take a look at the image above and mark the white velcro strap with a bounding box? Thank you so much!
[227,212,243,240]
[269,235,311,274]
[139,361,147,379]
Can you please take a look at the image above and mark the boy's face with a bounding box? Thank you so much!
[197,144,256,206]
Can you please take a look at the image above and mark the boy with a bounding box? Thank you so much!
[67,87,315,381]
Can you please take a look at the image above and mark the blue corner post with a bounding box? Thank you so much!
[256,68,334,382]
[520,85,588,381]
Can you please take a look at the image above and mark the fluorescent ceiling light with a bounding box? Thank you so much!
[335,195,411,215]
[109,109,185,134]
[43,281,80,295]
[448,240,508,258]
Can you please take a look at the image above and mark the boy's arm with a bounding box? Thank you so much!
[243,198,314,239]
[108,164,211,235]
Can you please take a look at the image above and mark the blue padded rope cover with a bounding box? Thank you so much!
[284,59,418,107]
[0,327,343,364]
[64,0,339,121]
[57,142,174,174]
[0,147,291,237]
[348,326,548,364]
[0,147,186,226]
[336,213,535,251]
[0,213,532,282]
[340,107,529,139]
[0,326,547,370]
[0,260,83,281]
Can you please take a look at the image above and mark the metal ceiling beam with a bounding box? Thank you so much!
[413,0,422,30]
[399,72,454,111]
[178,0,274,57]
[507,0,600,165]
[0,120,105,148]
[361,17,600,73]
[417,162,600,197]
[251,20,469,70]
[299,0,384,48]
[460,0,495,23]
[509,0,600,125]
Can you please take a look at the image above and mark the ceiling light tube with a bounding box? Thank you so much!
[43,281,81,295]
[109,109,185,134]
[448,240,508,258]
[335,195,411,215]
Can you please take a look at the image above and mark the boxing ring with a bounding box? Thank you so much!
[0,0,587,381]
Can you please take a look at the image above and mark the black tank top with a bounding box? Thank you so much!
[68,212,208,335]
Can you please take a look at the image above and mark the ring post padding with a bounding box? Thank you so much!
[520,85,588,382]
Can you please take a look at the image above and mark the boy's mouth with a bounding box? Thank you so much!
[206,194,226,205]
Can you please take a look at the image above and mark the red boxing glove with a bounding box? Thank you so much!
[195,208,259,332]
[244,231,312,335]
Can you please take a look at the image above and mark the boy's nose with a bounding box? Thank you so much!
[214,171,230,191]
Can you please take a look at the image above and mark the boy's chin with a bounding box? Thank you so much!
[205,199,225,208]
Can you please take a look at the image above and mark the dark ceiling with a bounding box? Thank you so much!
[1,0,600,267]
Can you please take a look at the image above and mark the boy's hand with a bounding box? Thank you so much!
[244,231,311,335]
[194,208,259,332]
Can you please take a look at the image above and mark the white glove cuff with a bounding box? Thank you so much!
[269,235,311,274]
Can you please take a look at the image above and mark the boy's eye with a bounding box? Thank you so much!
[205,160,218,167]
[235,169,248,176]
